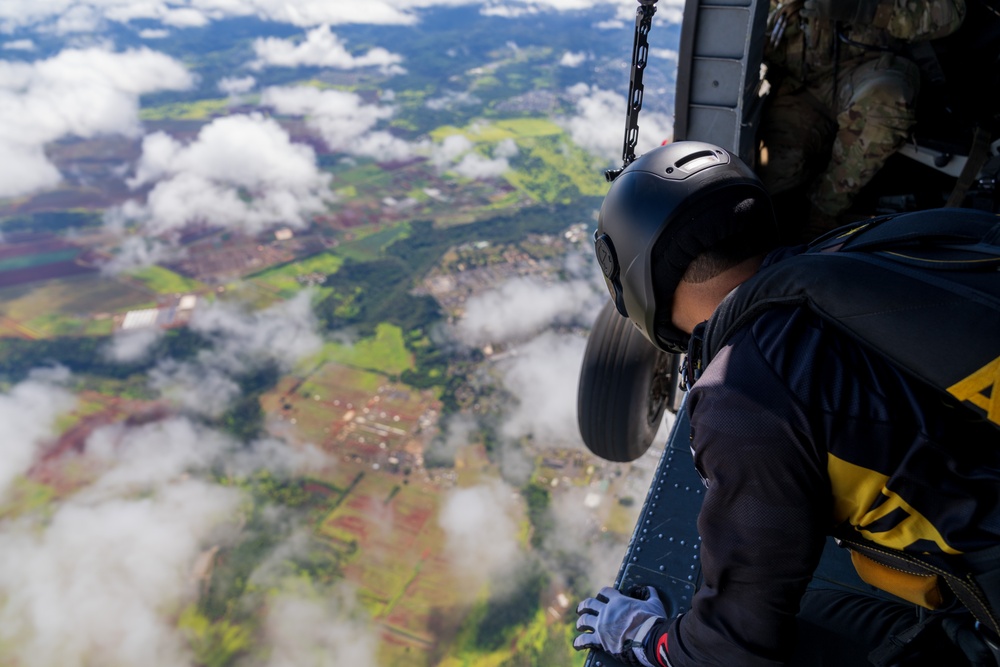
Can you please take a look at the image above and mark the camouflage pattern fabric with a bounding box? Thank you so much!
[761,0,965,228]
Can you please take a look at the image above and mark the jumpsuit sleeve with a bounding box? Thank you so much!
[662,311,832,667]
[882,0,965,41]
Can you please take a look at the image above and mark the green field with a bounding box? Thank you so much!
[128,266,206,294]
[139,98,232,121]
[251,252,345,298]
[317,323,413,377]
[0,274,155,329]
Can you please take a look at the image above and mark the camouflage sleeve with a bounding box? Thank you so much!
[881,0,965,41]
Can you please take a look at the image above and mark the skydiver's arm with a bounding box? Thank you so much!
[658,309,830,667]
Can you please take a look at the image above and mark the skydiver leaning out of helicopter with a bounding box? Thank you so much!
[572,141,1000,666]
[760,0,965,238]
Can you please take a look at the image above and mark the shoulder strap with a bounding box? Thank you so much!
[701,209,1000,429]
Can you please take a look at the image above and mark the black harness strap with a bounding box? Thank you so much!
[702,208,1000,432]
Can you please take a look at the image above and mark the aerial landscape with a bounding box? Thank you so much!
[0,1,681,665]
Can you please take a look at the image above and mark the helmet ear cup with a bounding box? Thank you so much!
[594,233,628,317]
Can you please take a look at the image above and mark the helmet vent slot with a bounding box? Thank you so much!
[673,150,721,174]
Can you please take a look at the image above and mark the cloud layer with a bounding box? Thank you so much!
[0,0,643,33]
[559,83,674,165]
[0,368,75,499]
[111,113,333,237]
[261,85,413,161]
[0,46,193,199]
[251,24,403,73]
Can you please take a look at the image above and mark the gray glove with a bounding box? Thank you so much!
[801,0,882,24]
[573,585,667,667]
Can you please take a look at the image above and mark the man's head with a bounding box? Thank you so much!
[594,141,778,352]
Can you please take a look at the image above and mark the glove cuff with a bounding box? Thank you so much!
[642,619,673,667]
[628,617,669,667]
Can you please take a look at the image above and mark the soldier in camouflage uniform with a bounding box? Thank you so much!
[759,0,966,236]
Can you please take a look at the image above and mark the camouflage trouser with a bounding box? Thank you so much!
[758,52,921,218]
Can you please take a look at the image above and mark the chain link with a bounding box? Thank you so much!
[605,0,658,182]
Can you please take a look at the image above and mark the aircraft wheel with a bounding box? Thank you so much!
[577,299,673,462]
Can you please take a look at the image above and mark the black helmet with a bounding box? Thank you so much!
[594,141,776,353]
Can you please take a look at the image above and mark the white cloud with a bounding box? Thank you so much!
[147,292,323,417]
[161,7,210,27]
[218,74,255,96]
[558,82,673,164]
[263,588,380,667]
[451,152,511,179]
[190,290,323,372]
[51,4,104,34]
[0,46,193,199]
[353,130,418,162]
[0,369,76,499]
[0,0,650,34]
[104,327,163,363]
[559,50,588,67]
[261,85,414,161]
[431,134,474,168]
[427,133,518,180]
[0,355,332,666]
[496,330,588,447]
[101,234,181,274]
[251,24,403,73]
[139,28,170,39]
[452,247,606,449]
[425,89,481,112]
[115,113,333,236]
[2,39,35,50]
[149,360,242,417]
[0,413,246,667]
[84,418,233,495]
[455,246,605,346]
[0,480,241,667]
[438,481,526,596]
[543,485,641,591]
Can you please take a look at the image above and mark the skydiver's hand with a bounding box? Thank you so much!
[573,585,667,667]
[801,0,881,24]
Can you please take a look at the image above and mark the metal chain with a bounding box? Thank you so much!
[605,0,658,182]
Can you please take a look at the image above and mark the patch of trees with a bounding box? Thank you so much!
[522,481,553,550]
[472,560,548,651]
[0,327,210,383]
[214,361,280,441]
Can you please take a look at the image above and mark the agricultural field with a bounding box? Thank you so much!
[127,266,208,295]
[0,273,155,338]
[139,98,234,121]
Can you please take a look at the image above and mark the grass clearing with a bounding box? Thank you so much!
[140,98,231,121]
[320,323,414,377]
[128,266,206,294]
[251,252,344,298]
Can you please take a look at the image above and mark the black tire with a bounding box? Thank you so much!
[577,300,673,462]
